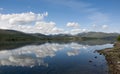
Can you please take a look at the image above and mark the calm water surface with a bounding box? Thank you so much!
[0,43,113,74]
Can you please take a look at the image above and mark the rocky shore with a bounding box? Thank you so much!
[98,42,120,74]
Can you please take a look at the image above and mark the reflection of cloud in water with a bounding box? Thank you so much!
[0,43,89,67]
[68,43,89,50]
[67,43,89,56]
[67,50,80,56]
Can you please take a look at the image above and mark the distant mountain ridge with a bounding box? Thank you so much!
[0,29,119,42]
[77,32,119,38]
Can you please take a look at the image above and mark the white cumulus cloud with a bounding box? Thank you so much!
[0,12,48,25]
[70,28,87,35]
[0,12,64,35]
[66,22,80,28]
[102,25,108,29]
[0,12,88,35]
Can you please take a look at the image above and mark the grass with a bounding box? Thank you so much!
[97,40,120,74]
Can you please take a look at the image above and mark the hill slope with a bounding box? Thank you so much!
[77,32,119,40]
[0,29,119,42]
[0,29,43,42]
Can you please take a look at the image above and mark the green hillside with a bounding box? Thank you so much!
[0,29,119,43]
[0,29,42,42]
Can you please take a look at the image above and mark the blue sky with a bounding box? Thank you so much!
[0,0,120,34]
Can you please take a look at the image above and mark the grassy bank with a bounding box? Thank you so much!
[98,36,120,74]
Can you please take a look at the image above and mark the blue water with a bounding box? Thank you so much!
[0,43,113,74]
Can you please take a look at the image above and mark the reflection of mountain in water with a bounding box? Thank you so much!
[0,39,114,50]
[0,43,113,67]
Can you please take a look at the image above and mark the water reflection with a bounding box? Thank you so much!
[0,43,113,68]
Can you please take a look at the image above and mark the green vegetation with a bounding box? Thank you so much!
[0,29,48,42]
[0,29,119,43]
[117,35,120,41]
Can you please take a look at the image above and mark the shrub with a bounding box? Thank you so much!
[117,35,120,41]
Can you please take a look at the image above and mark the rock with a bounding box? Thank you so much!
[89,60,92,63]
[94,56,97,59]
[117,61,120,64]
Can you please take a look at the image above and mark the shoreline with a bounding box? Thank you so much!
[97,42,120,74]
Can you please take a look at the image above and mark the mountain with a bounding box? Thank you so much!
[77,32,119,38]
[0,29,120,50]
[0,29,43,42]
[77,32,119,40]
[0,29,119,42]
